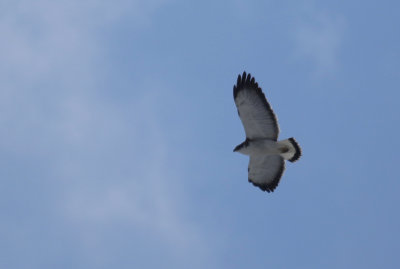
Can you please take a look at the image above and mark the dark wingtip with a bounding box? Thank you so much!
[248,159,285,193]
[248,179,276,193]
[233,71,260,98]
[246,73,251,83]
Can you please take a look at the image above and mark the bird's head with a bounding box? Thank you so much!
[233,139,249,153]
[233,144,241,152]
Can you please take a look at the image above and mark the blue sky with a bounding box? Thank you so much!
[1,0,400,268]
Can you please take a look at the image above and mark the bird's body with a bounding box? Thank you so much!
[233,72,301,192]
[234,139,285,156]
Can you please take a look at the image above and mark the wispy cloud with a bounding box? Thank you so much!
[0,1,213,267]
[0,0,169,82]
[293,6,345,77]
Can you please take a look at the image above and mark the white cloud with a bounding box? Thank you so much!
[293,6,345,76]
[0,0,169,83]
[59,92,205,246]
[0,1,213,267]
[54,93,213,267]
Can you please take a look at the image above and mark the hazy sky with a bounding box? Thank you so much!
[1,0,400,268]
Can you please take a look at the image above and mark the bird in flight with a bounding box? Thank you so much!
[233,71,301,192]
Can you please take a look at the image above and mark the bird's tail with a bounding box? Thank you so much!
[278,138,302,162]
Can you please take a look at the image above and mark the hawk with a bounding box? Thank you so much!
[233,71,301,192]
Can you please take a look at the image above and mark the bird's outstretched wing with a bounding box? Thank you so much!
[233,72,279,140]
[248,155,285,192]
